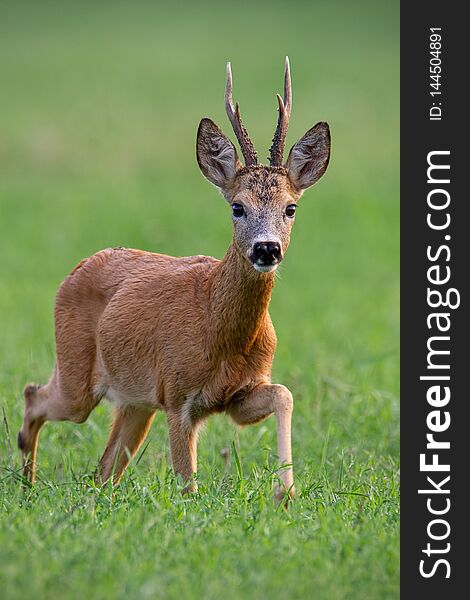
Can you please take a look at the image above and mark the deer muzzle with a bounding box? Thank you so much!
[251,241,283,272]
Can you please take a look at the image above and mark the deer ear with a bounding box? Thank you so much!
[285,122,330,192]
[197,118,242,191]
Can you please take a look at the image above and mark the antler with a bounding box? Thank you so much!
[268,56,292,167]
[225,63,258,166]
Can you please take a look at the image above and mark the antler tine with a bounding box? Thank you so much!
[283,55,292,116]
[269,56,292,166]
[225,62,258,166]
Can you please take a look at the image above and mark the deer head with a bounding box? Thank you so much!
[197,58,330,273]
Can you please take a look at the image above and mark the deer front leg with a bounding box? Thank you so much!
[98,405,156,485]
[228,383,294,504]
[167,410,198,494]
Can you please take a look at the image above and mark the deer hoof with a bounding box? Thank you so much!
[274,482,295,506]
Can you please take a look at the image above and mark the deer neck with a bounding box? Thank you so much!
[208,243,275,356]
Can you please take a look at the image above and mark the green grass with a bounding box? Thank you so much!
[0,1,399,598]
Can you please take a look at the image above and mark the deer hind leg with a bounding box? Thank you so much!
[17,383,46,484]
[18,365,98,484]
[227,383,295,504]
[98,405,156,484]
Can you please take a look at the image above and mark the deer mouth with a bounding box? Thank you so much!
[250,253,283,273]
[253,262,279,273]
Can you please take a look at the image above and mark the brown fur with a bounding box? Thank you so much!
[19,245,289,494]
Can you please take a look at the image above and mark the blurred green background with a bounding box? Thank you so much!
[0,1,399,599]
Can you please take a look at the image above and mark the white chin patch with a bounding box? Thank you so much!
[253,263,278,273]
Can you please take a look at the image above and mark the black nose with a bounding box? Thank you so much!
[253,241,282,264]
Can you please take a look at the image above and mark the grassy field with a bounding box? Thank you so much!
[0,1,399,598]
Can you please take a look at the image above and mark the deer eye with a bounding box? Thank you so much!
[285,204,296,218]
[232,203,245,218]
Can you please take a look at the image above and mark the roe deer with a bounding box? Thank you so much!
[18,58,330,502]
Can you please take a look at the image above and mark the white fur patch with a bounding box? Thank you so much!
[253,263,278,273]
